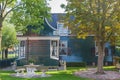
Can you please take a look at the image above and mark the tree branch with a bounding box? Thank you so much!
[3,3,22,21]
[89,0,95,14]
[6,0,13,5]
[1,0,8,17]
[105,31,113,42]
[3,0,7,11]
[0,3,1,16]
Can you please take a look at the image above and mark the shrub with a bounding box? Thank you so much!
[66,62,86,67]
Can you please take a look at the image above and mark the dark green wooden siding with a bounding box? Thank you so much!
[60,36,113,65]
[28,40,58,66]
[68,36,95,63]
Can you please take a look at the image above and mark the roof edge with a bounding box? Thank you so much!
[45,18,57,31]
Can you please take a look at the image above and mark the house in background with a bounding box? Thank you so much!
[15,13,113,66]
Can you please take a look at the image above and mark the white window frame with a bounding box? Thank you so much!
[50,40,59,60]
[95,41,98,56]
[17,40,26,59]
[57,22,69,36]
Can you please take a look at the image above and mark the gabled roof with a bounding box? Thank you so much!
[45,13,66,30]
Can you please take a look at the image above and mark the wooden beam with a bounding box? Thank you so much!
[17,36,60,40]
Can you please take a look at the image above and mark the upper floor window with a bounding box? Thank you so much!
[53,22,69,36]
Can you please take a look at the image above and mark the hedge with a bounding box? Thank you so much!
[66,62,86,67]
[0,58,16,68]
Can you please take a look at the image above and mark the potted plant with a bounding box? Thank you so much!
[28,59,35,65]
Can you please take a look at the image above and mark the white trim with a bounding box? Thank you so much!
[95,41,98,56]
[16,57,25,60]
[50,40,59,60]
[50,56,59,60]
[45,18,57,30]
[17,36,60,40]
[57,22,64,29]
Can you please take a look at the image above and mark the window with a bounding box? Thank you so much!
[92,41,109,56]
[53,22,69,36]
[16,41,26,59]
[95,46,98,56]
[50,40,59,60]
[91,46,98,56]
[57,22,68,36]
[105,47,109,56]
[59,40,69,55]
[91,47,95,56]
[94,41,98,56]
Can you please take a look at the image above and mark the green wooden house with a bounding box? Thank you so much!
[14,13,114,66]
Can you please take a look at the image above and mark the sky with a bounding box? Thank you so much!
[47,0,67,13]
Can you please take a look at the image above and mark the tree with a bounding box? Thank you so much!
[2,22,18,59]
[0,0,50,50]
[62,0,120,74]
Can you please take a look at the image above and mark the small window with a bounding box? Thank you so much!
[57,22,68,36]
[18,41,26,58]
[50,40,59,60]
[105,47,109,56]
[20,41,25,47]
[59,40,69,55]
[91,47,109,56]
[94,41,98,56]
[91,46,98,56]
[91,47,95,56]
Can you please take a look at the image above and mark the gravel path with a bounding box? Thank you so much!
[74,68,120,80]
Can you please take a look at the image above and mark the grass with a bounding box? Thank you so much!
[104,66,116,71]
[0,53,16,60]
[0,66,118,80]
[0,67,94,80]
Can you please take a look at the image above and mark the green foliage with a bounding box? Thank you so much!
[0,0,50,50]
[115,36,120,46]
[28,58,35,63]
[0,67,93,80]
[63,0,120,43]
[2,22,18,49]
[10,0,50,32]
[0,0,50,32]
[63,0,120,73]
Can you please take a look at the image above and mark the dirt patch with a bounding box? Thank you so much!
[74,68,120,80]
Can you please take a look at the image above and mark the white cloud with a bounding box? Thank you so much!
[47,0,67,13]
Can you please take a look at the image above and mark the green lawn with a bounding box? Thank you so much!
[0,66,118,80]
[0,67,94,80]
[0,53,17,60]
[103,66,116,71]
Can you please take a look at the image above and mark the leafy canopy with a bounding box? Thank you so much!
[0,0,50,32]
[62,0,120,44]
[62,0,120,74]
[2,22,18,49]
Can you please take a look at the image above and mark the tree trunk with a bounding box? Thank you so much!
[0,20,3,59]
[0,20,2,51]
[96,41,105,74]
[2,50,4,59]
[0,25,2,51]
[5,48,8,59]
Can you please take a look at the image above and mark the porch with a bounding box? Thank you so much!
[16,36,60,66]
